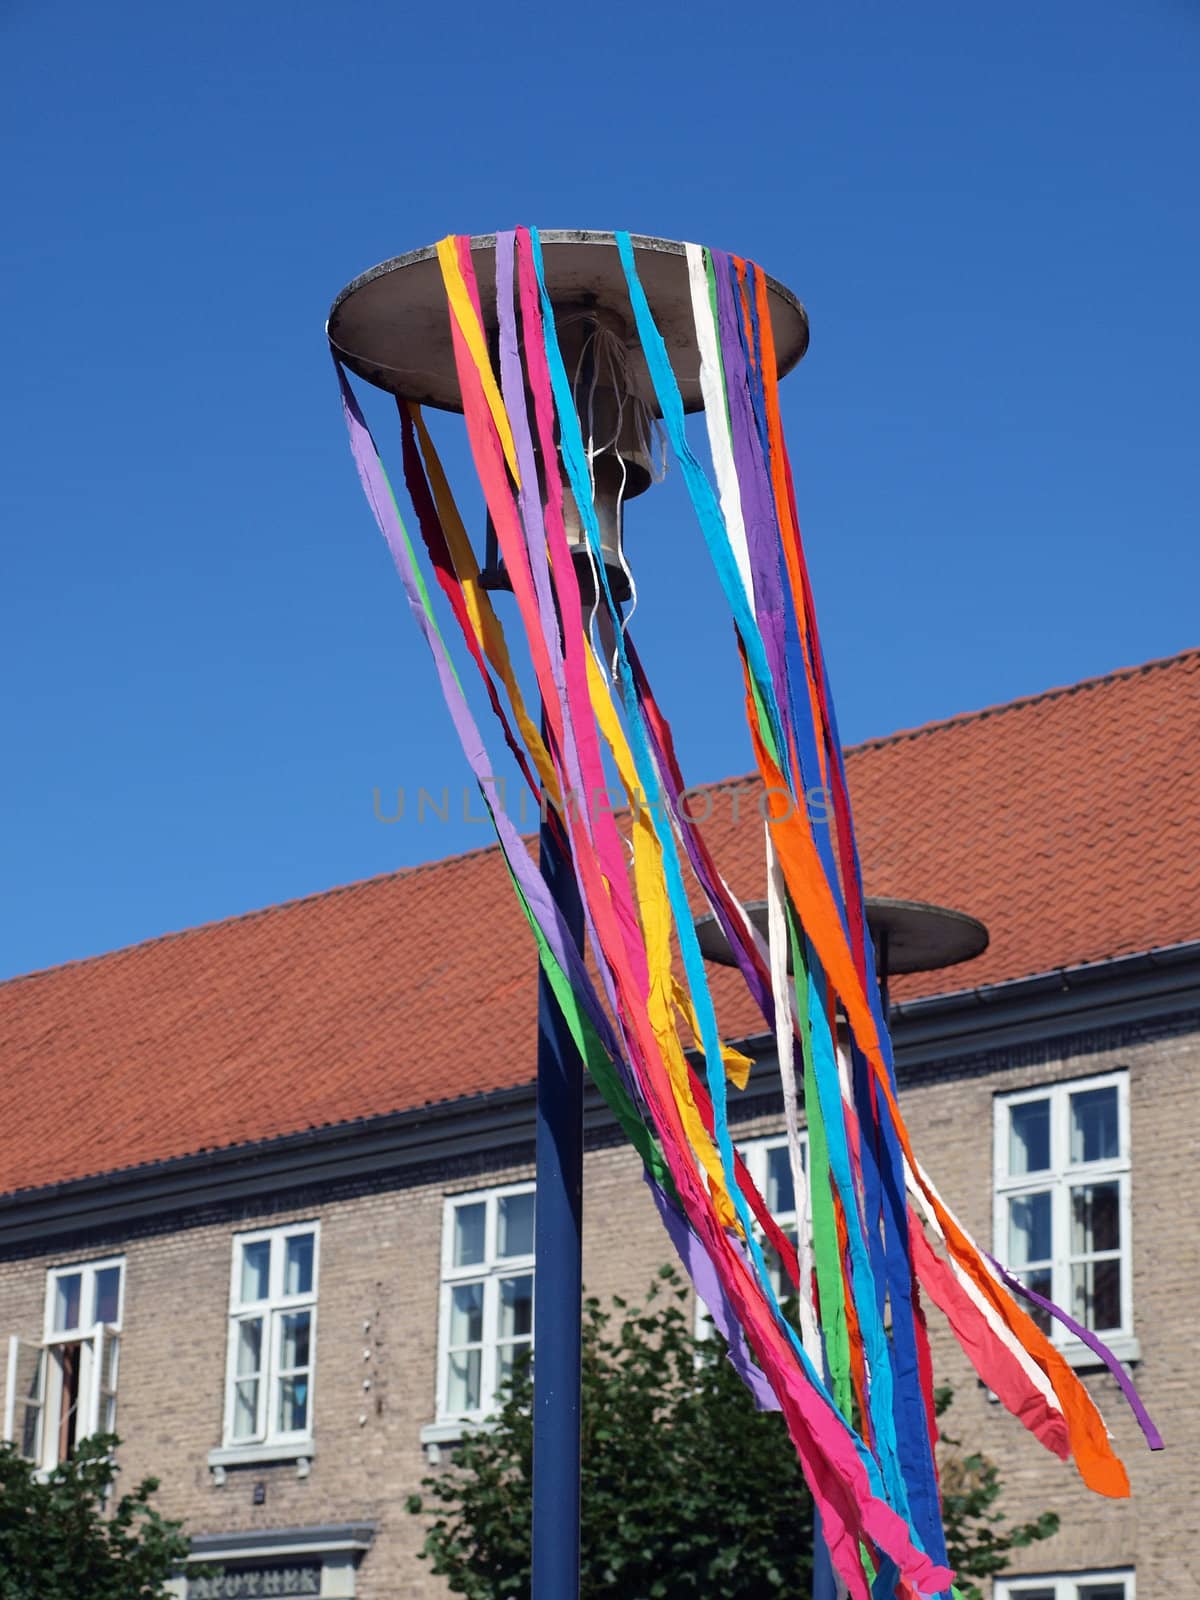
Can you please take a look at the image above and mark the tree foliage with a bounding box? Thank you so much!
[0,1434,189,1600]
[409,1266,1059,1599]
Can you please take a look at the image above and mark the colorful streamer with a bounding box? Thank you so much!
[331,228,1160,1598]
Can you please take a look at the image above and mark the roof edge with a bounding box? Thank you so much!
[849,645,1200,754]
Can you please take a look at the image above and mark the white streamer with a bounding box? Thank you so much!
[767,824,822,1363]
[686,242,755,610]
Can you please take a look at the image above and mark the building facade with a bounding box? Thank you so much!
[2,652,1198,1598]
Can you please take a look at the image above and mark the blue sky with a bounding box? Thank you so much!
[2,1,1196,980]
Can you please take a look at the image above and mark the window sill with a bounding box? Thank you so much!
[419,1418,496,1459]
[1060,1333,1140,1370]
[207,1441,314,1481]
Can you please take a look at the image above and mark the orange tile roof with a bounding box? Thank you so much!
[2,649,1198,1197]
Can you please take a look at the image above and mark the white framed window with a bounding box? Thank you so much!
[437,1184,534,1423]
[223,1223,318,1449]
[994,1072,1132,1351]
[696,1135,806,1339]
[3,1255,124,1470]
[995,1570,1134,1600]
[738,1134,805,1295]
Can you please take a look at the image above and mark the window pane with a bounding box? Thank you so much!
[1071,1086,1119,1163]
[1071,1182,1120,1254]
[1007,1191,1052,1266]
[498,1192,534,1259]
[447,1349,481,1413]
[1004,1590,1055,1600]
[1078,1586,1128,1600]
[277,1375,309,1433]
[284,1234,314,1296]
[766,1146,795,1217]
[1071,1258,1122,1332]
[18,1349,43,1460]
[280,1310,311,1371]
[1008,1099,1050,1175]
[236,1318,263,1376]
[21,1404,40,1461]
[499,1274,533,1340]
[239,1240,271,1303]
[53,1273,82,1332]
[449,1282,484,1345]
[498,1338,532,1390]
[1019,1268,1054,1336]
[91,1267,121,1326]
[232,1378,259,1439]
[453,1203,486,1268]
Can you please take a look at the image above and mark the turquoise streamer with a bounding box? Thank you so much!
[613,232,789,771]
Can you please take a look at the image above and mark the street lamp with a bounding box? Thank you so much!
[328,230,809,1600]
[329,231,808,602]
[695,895,990,1022]
[331,225,1158,1600]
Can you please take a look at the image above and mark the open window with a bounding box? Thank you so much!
[3,1337,46,1462]
[3,1256,124,1469]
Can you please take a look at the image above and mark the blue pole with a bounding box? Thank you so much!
[532,796,584,1600]
[811,1510,839,1600]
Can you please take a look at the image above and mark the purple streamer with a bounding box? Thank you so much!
[986,1254,1163,1451]
[710,251,794,759]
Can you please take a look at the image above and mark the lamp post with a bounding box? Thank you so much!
[328,231,809,1600]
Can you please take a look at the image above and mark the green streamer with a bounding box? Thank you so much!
[788,907,853,1421]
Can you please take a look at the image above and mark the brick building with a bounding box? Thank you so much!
[2,650,1197,1600]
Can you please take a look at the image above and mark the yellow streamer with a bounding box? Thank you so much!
[583,645,741,1230]
[671,976,753,1091]
[435,237,520,483]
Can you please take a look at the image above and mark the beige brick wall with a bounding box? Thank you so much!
[1,1020,1194,1598]
[898,1023,1197,1595]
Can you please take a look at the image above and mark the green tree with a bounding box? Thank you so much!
[0,1434,189,1600]
[409,1266,1058,1599]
